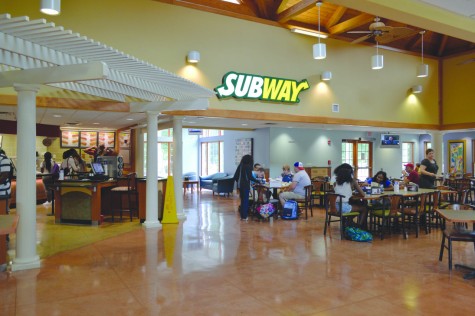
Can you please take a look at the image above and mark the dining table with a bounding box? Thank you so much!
[436,208,475,279]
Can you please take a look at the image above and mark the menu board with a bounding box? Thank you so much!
[98,132,115,148]
[61,131,79,148]
[80,131,98,148]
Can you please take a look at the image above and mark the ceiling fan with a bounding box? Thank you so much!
[348,17,417,44]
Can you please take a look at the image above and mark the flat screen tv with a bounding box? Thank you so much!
[380,134,400,148]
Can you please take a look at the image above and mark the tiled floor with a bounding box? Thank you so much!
[2,191,475,315]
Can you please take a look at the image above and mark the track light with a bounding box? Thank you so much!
[321,71,332,81]
[412,85,423,94]
[417,31,428,77]
[313,2,326,60]
[40,0,61,16]
[371,41,383,70]
[187,51,200,64]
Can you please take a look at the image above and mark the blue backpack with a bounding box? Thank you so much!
[345,227,373,242]
[282,200,298,220]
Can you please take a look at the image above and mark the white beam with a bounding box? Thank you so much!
[130,98,210,113]
[0,61,110,87]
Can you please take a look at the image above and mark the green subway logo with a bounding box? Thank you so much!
[215,71,309,104]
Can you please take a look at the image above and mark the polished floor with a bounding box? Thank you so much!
[1,191,475,315]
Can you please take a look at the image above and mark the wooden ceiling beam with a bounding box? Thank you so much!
[328,13,374,35]
[437,35,448,57]
[326,6,347,28]
[276,0,317,24]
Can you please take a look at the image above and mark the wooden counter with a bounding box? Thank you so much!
[53,179,117,225]
[137,178,167,222]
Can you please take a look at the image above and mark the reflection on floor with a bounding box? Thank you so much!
[2,191,475,315]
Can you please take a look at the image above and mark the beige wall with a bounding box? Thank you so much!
[0,0,468,127]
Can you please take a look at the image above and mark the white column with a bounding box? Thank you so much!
[12,84,41,271]
[172,117,185,220]
[143,112,161,229]
[431,131,444,174]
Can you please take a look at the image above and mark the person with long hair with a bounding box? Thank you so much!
[366,170,394,190]
[333,163,368,228]
[40,152,59,204]
[233,154,258,221]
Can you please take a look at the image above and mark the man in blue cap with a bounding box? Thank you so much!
[279,161,311,208]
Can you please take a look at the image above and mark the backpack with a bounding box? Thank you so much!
[256,203,276,219]
[282,200,298,220]
[51,163,60,179]
[345,227,373,242]
[0,153,14,181]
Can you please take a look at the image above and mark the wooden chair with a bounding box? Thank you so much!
[294,185,313,220]
[311,180,326,208]
[402,193,428,237]
[110,172,138,222]
[439,204,475,270]
[370,194,405,240]
[426,190,441,233]
[324,193,359,239]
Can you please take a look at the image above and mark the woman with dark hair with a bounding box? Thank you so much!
[40,152,59,204]
[333,163,367,228]
[419,148,439,188]
[60,149,80,176]
[233,154,258,221]
[366,170,394,190]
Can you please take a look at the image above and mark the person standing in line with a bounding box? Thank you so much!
[234,154,258,221]
[61,149,80,176]
[419,148,439,188]
[0,148,12,207]
[40,152,59,204]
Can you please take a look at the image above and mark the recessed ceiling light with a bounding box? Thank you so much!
[188,121,196,124]
[126,118,134,121]
[93,122,100,125]
[241,123,248,126]
[53,114,62,118]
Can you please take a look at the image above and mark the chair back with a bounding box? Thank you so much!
[253,184,270,203]
[430,190,440,209]
[382,194,403,216]
[325,193,344,215]
[418,193,428,212]
[127,172,137,191]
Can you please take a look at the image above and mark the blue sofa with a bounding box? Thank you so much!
[199,172,228,191]
[212,177,235,197]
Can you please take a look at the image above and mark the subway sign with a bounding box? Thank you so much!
[215,71,309,104]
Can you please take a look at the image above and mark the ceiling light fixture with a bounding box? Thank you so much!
[412,85,423,94]
[417,30,428,77]
[371,41,383,70]
[313,1,326,60]
[290,28,328,39]
[187,50,200,64]
[321,71,332,81]
[40,0,61,16]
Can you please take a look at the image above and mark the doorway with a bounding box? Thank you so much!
[342,140,373,181]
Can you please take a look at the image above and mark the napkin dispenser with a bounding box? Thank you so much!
[407,184,419,192]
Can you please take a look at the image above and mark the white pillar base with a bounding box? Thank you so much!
[12,255,41,271]
[142,221,162,229]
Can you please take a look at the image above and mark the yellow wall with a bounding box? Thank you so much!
[0,0,446,126]
[442,52,475,124]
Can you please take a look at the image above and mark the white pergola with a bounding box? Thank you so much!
[0,13,215,271]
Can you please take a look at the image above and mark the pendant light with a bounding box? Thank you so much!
[40,0,61,16]
[371,41,383,69]
[417,30,428,77]
[313,1,326,60]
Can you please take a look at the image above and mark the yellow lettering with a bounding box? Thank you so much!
[262,78,283,100]
[276,80,292,102]
[290,80,310,102]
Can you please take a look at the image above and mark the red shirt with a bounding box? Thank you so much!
[407,170,419,184]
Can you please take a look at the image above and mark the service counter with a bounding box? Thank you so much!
[53,179,117,225]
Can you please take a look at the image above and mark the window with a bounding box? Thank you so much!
[143,129,173,177]
[424,141,432,154]
[341,140,372,181]
[402,142,414,170]
[201,141,223,175]
[201,129,223,137]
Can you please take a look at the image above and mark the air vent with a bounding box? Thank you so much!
[264,122,277,125]
[66,122,80,126]
[332,104,340,113]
